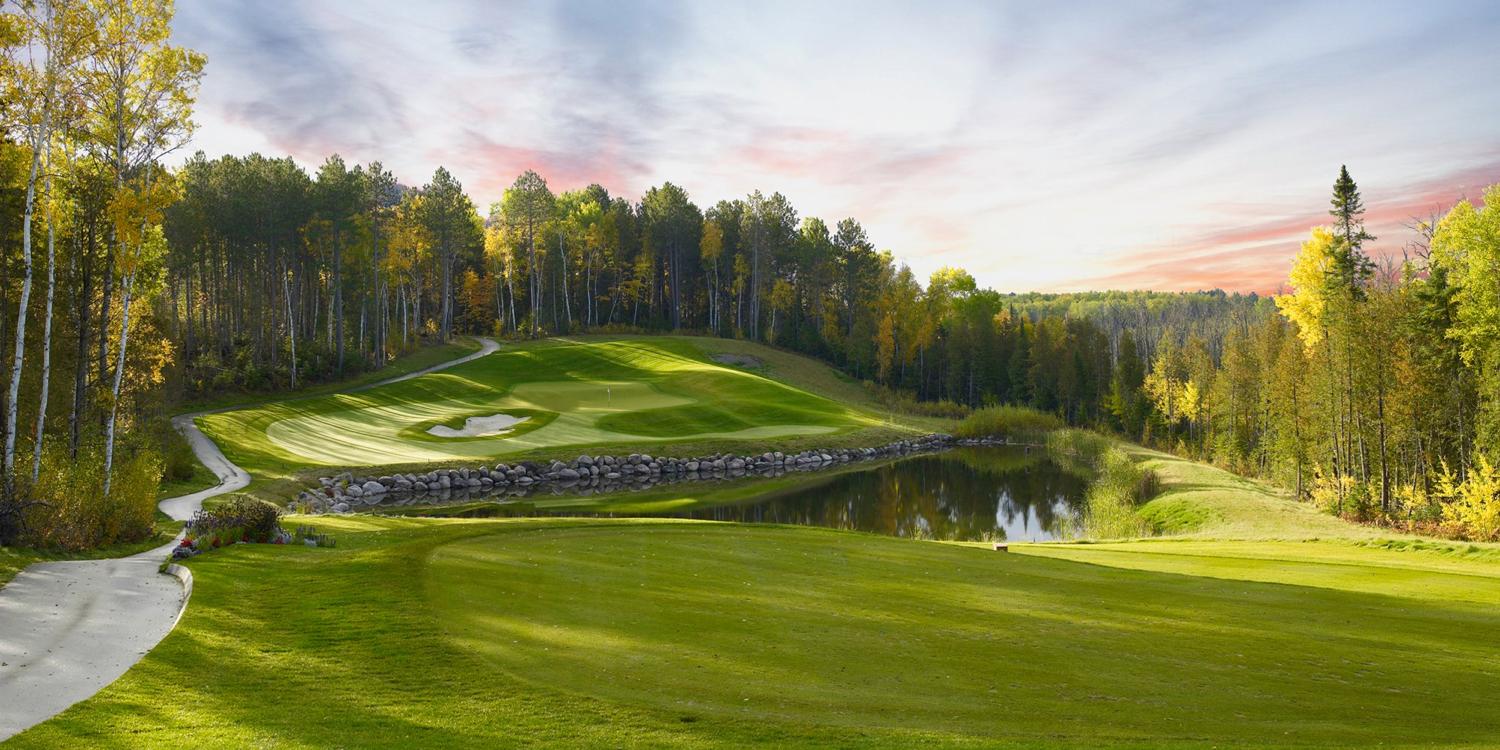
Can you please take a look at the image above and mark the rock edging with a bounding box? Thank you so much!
[297,434,1013,513]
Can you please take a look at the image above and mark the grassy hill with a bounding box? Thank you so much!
[199,336,933,492]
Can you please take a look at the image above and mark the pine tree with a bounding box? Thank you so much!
[1328,165,1375,295]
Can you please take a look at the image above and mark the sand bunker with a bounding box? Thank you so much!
[427,414,530,438]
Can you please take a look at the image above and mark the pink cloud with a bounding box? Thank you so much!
[1075,160,1500,292]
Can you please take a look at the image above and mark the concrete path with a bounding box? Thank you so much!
[0,337,498,741]
[351,336,498,391]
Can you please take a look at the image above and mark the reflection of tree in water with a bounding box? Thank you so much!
[679,448,1086,542]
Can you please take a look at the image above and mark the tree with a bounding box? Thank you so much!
[419,167,477,340]
[311,155,360,373]
[1431,186,1500,458]
[1,0,95,491]
[700,217,724,333]
[641,182,700,330]
[360,161,398,364]
[500,170,554,337]
[82,0,203,496]
[1328,166,1376,296]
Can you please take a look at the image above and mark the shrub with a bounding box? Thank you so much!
[146,418,199,483]
[861,382,969,419]
[1434,457,1500,541]
[22,442,161,551]
[187,496,283,544]
[955,405,1063,440]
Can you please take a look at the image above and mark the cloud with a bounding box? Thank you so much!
[172,0,1500,292]
[1077,160,1500,292]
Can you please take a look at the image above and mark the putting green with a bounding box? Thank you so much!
[203,337,879,473]
[265,380,835,464]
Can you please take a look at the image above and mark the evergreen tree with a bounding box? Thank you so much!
[1328,165,1376,294]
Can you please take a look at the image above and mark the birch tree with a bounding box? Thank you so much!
[81,0,203,496]
[1,0,94,492]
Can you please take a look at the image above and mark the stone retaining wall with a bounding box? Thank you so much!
[297,434,1014,514]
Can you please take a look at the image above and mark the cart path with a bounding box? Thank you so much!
[0,337,498,741]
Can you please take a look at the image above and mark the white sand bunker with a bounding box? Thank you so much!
[427,413,531,438]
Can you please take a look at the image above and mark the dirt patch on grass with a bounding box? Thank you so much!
[711,353,764,369]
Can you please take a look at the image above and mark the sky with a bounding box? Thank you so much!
[171,0,1500,294]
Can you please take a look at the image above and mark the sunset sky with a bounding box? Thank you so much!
[172,0,1500,294]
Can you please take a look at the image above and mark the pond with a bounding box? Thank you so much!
[370,446,1088,542]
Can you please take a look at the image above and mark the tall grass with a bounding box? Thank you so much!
[863,382,969,419]
[1044,427,1111,465]
[954,405,1062,440]
[1045,430,1159,540]
[1074,447,1157,539]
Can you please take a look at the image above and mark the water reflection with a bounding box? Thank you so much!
[387,447,1085,542]
[676,448,1083,541]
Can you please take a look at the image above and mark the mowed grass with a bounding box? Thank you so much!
[13,515,1500,748]
[198,336,893,485]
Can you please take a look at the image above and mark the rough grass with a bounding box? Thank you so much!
[200,337,915,491]
[1126,445,1382,540]
[953,404,1062,439]
[177,338,482,413]
[13,515,1500,748]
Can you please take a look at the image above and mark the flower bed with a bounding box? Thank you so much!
[172,497,334,559]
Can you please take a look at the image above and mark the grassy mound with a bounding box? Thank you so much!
[15,516,1500,748]
[199,337,897,483]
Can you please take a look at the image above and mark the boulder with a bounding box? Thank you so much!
[361,481,385,495]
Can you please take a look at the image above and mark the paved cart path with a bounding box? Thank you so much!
[0,338,497,741]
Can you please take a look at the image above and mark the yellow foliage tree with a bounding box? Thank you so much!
[1275,226,1339,349]
[1434,456,1500,540]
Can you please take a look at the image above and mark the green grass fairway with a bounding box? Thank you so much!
[14,516,1500,748]
[200,336,894,482]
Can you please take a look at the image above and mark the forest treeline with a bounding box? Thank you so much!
[162,149,1271,396]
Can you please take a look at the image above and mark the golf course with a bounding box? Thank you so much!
[6,335,1500,748]
[6,4,1500,746]
[197,336,905,488]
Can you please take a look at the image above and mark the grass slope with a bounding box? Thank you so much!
[1097,444,1385,540]
[151,338,485,501]
[178,338,482,413]
[200,336,906,489]
[13,516,1500,748]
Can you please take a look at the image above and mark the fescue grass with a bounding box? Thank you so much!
[13,515,1500,748]
[953,404,1062,440]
